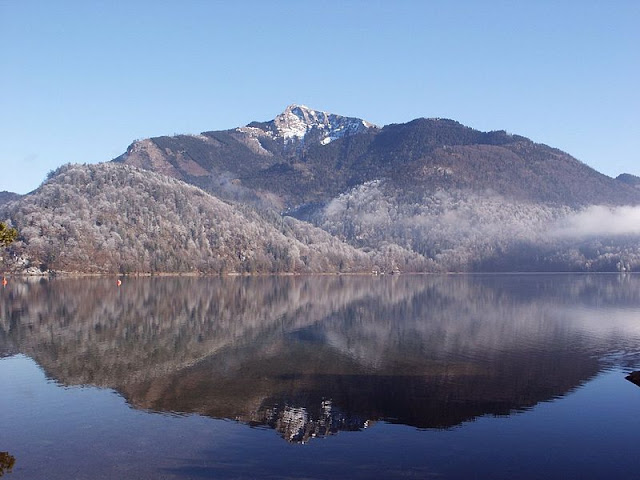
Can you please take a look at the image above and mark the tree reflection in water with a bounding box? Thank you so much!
[2,274,640,442]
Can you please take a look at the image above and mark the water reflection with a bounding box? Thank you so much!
[1,274,640,442]
[260,399,366,443]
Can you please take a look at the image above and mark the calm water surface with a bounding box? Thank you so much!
[1,274,640,479]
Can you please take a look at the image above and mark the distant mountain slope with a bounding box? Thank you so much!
[113,104,379,209]
[376,119,638,206]
[106,105,640,272]
[0,163,373,274]
[114,106,640,209]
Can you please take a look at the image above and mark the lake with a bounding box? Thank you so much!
[1,274,640,479]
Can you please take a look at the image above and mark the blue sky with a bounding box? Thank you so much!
[1,0,638,194]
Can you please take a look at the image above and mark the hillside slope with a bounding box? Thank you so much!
[0,163,373,274]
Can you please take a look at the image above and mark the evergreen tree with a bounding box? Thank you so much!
[0,222,17,247]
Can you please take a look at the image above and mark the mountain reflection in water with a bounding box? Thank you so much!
[2,274,640,443]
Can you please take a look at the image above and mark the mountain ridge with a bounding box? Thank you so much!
[114,106,640,210]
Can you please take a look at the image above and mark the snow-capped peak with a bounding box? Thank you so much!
[274,104,376,144]
[237,105,377,148]
[275,104,327,141]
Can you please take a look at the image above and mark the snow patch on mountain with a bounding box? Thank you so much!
[236,104,376,148]
[233,127,274,156]
[274,104,376,144]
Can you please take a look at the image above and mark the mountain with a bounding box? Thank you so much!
[113,104,378,209]
[109,105,640,272]
[114,105,640,209]
[2,105,640,274]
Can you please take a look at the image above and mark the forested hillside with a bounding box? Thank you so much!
[311,180,640,272]
[0,163,372,274]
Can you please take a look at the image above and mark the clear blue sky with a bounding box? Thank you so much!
[1,0,638,194]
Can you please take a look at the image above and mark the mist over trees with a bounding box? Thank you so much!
[308,179,640,272]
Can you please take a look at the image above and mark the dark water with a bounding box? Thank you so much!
[1,274,640,479]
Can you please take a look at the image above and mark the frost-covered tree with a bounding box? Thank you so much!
[0,163,372,274]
